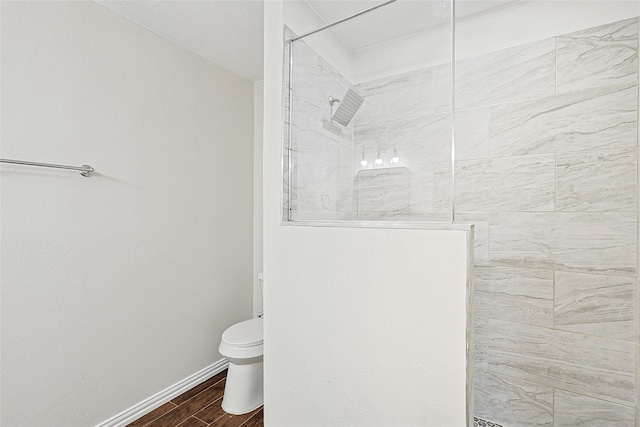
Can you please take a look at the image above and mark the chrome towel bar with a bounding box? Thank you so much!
[0,158,94,177]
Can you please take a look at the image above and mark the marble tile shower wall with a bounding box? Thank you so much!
[465,17,638,427]
[289,40,356,220]
[353,17,639,426]
[352,67,454,220]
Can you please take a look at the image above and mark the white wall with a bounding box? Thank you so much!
[264,2,472,425]
[1,2,253,426]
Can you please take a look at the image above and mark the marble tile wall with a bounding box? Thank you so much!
[554,390,636,426]
[555,147,638,212]
[474,266,553,328]
[456,38,556,109]
[352,66,453,219]
[473,371,553,427]
[489,212,636,275]
[348,16,639,426]
[488,319,635,405]
[488,84,637,158]
[459,17,639,426]
[354,68,434,127]
[288,39,356,220]
[356,167,411,213]
[637,342,640,426]
[556,18,638,93]
[554,271,635,341]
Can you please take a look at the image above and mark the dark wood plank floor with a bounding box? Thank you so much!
[127,370,263,427]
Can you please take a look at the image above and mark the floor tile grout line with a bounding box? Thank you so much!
[170,377,227,418]
[138,402,179,427]
[151,407,192,427]
[192,395,225,425]
[171,376,227,406]
[209,413,227,425]
[144,377,227,427]
[192,416,209,427]
[175,416,201,427]
[192,410,219,425]
[238,408,263,427]
[192,413,212,425]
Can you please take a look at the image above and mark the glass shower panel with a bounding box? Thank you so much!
[284,0,454,223]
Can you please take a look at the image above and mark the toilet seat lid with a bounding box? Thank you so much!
[222,318,263,348]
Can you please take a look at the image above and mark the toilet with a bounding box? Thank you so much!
[218,317,264,414]
[218,273,264,414]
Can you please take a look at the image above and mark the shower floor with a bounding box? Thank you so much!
[474,417,504,427]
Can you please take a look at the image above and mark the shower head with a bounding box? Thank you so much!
[329,88,364,127]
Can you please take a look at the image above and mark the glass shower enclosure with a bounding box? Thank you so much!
[283,0,455,223]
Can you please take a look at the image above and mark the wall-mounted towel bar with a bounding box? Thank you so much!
[0,158,94,177]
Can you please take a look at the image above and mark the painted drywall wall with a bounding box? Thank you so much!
[1,2,253,426]
[264,2,471,425]
[266,225,471,426]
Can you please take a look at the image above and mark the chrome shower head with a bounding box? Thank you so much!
[329,88,364,127]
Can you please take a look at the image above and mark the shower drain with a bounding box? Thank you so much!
[474,417,504,427]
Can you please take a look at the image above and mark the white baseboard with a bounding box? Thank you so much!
[96,358,229,427]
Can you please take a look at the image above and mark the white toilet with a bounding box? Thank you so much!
[219,317,264,414]
[218,273,264,414]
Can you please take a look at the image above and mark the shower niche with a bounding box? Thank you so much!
[283,0,455,223]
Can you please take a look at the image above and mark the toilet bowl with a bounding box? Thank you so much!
[218,317,263,415]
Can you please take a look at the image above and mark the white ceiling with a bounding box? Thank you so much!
[96,0,522,82]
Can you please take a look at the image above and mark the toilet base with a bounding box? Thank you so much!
[221,360,264,415]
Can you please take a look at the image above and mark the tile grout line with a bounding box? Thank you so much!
[192,413,212,425]
[143,376,227,427]
[480,315,637,344]
[138,402,179,427]
[238,408,263,427]
[552,385,636,409]
[176,416,205,427]
[194,396,226,426]
[171,376,226,407]
[480,367,636,410]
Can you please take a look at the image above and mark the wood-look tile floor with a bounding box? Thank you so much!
[127,370,263,427]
